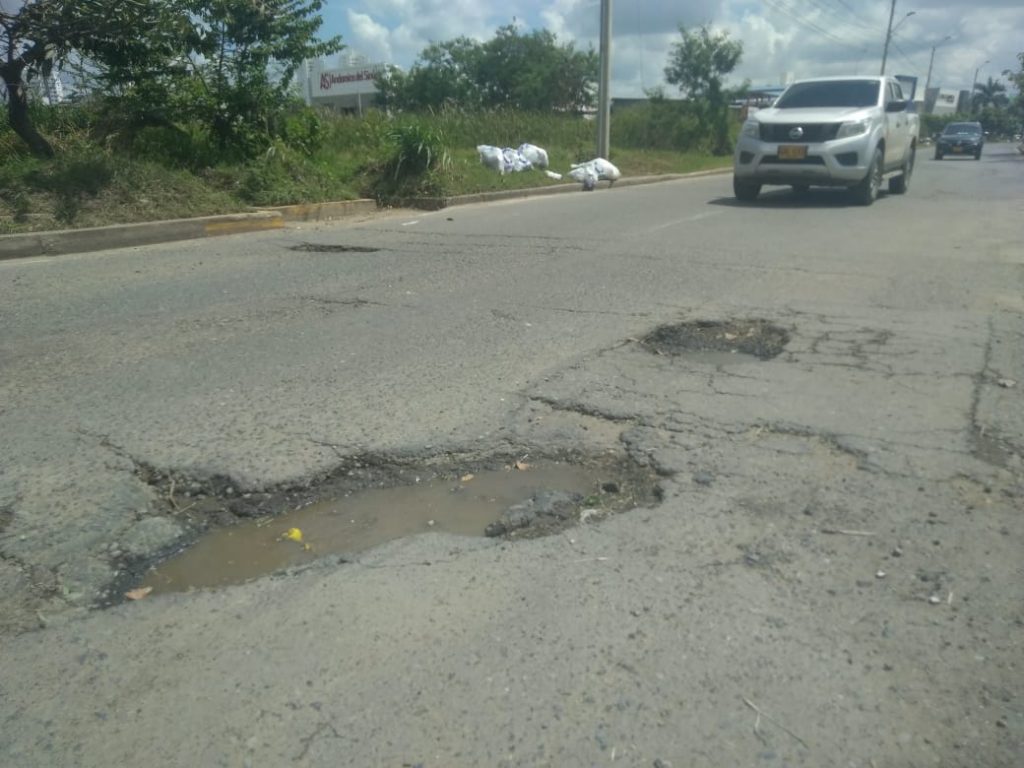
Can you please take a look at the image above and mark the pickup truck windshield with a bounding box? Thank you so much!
[775,80,881,109]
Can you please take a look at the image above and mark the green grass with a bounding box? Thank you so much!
[1,105,735,234]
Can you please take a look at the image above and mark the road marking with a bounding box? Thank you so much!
[647,210,725,233]
[401,220,421,227]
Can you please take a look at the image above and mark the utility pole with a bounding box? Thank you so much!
[596,0,612,159]
[971,59,989,112]
[923,36,951,97]
[880,0,897,75]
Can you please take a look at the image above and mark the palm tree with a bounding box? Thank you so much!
[972,76,1009,113]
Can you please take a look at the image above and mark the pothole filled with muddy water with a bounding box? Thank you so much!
[128,454,657,596]
[641,319,790,362]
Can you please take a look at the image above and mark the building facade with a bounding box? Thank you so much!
[303,56,387,114]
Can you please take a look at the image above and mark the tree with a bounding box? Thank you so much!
[972,76,1008,113]
[476,25,597,112]
[1001,53,1023,125]
[376,37,484,111]
[183,0,342,152]
[1,0,165,156]
[664,25,744,155]
[2,0,342,158]
[376,25,597,113]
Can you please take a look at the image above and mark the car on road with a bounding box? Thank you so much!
[934,122,984,160]
[732,76,919,206]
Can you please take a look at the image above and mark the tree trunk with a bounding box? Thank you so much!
[1,61,55,158]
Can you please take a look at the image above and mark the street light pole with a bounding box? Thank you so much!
[923,35,951,97]
[596,0,612,159]
[972,60,989,91]
[971,59,990,112]
[880,0,897,75]
[880,4,915,75]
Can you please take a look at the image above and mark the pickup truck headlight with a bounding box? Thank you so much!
[740,120,760,138]
[836,119,870,139]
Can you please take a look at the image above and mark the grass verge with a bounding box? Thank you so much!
[1,108,733,235]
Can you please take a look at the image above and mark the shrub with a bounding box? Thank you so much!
[385,118,452,180]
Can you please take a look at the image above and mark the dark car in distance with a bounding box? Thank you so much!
[935,122,984,160]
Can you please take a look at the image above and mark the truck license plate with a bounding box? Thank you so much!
[778,145,808,160]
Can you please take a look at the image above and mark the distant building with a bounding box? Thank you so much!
[924,88,964,115]
[1,72,65,105]
[303,53,387,114]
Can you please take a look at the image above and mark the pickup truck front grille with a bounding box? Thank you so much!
[760,123,841,143]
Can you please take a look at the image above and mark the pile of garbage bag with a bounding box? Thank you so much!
[476,143,550,174]
[476,143,620,190]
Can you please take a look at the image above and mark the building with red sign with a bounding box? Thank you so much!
[303,54,388,114]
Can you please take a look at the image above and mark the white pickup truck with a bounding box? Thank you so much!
[733,76,919,205]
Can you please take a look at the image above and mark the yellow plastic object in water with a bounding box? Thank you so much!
[283,527,303,543]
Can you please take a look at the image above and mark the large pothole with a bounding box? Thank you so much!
[114,451,659,598]
[641,319,790,361]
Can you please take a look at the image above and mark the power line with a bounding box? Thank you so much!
[800,0,876,33]
[890,41,926,73]
[762,0,866,50]
[829,0,865,22]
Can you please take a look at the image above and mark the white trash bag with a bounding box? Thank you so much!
[518,143,549,169]
[570,157,621,183]
[568,165,600,190]
[501,147,533,173]
[477,145,505,173]
[478,143,552,174]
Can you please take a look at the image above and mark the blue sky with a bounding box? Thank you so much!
[317,0,1023,96]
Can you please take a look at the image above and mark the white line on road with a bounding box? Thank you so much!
[401,220,421,227]
[647,210,725,233]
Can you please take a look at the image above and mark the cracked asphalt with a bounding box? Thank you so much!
[1,146,1022,767]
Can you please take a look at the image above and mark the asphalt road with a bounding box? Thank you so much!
[1,144,1022,767]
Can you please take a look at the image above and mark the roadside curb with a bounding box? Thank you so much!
[0,211,286,261]
[0,168,731,260]
[259,199,378,222]
[403,166,733,210]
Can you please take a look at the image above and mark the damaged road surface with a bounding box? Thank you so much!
[1,145,1022,767]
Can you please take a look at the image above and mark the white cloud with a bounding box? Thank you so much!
[346,11,394,62]
[321,1,1024,97]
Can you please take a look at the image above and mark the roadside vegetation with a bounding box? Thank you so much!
[11,0,1019,236]
[1,5,742,235]
[0,103,735,234]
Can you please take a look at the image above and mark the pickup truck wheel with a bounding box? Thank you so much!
[889,145,914,194]
[852,147,882,206]
[733,177,761,202]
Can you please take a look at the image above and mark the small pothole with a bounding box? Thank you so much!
[113,452,658,597]
[641,319,790,360]
[289,243,380,253]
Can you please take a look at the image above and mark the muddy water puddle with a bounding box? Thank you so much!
[142,463,615,594]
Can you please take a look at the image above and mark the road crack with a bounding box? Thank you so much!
[294,721,342,762]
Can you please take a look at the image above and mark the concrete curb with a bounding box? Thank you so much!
[0,211,285,261]
[259,199,378,222]
[403,166,732,210]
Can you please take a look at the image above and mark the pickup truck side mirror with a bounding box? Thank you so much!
[885,100,908,113]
